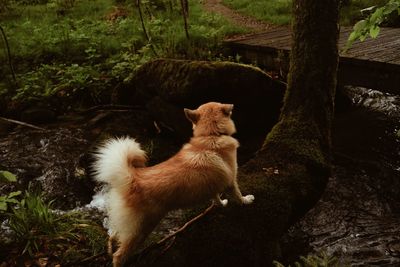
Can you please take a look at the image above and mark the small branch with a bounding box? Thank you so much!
[130,203,216,265]
[0,117,47,131]
[157,202,215,246]
[180,0,189,39]
[0,25,17,91]
[78,104,144,114]
[136,0,158,56]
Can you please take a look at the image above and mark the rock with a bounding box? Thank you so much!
[115,59,286,144]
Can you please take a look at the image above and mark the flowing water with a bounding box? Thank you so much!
[282,86,400,266]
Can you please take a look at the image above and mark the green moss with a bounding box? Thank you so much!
[262,116,328,169]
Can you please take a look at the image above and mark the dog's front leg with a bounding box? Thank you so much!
[230,179,255,205]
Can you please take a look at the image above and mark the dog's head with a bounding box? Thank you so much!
[184,102,236,137]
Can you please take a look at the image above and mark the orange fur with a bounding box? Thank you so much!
[94,102,254,267]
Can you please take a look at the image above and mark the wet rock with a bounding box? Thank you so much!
[0,128,94,209]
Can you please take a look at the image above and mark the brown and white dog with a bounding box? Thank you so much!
[93,102,254,267]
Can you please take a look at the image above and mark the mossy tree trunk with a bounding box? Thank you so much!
[132,0,340,266]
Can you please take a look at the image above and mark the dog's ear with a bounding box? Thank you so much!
[184,108,199,123]
[222,104,234,116]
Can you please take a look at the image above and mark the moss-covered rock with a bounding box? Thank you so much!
[115,59,286,156]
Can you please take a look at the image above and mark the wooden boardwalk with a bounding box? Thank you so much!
[225,26,400,93]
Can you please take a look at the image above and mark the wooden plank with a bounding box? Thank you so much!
[225,26,400,94]
[235,30,292,46]
[349,40,400,62]
[342,36,400,61]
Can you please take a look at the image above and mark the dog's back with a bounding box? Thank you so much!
[131,134,239,210]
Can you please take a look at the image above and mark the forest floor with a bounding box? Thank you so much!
[202,0,273,32]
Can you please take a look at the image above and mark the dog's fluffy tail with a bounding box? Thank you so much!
[93,137,147,188]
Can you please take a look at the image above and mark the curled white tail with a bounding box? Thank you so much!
[93,137,147,189]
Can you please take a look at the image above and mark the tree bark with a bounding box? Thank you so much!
[130,0,340,266]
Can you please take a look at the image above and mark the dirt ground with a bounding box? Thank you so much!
[202,0,273,32]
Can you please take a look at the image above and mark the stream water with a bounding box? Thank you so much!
[1,86,399,266]
[282,86,400,266]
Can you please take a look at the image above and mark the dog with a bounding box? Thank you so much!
[93,102,254,267]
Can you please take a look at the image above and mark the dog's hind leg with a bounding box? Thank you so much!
[214,194,228,207]
[108,234,116,256]
[112,213,163,267]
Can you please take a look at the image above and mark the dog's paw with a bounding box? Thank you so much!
[220,199,228,207]
[242,194,255,205]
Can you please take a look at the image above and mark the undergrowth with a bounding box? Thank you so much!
[0,0,242,109]
[222,0,389,26]
[1,191,107,265]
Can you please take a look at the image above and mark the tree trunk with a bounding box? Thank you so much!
[131,0,340,266]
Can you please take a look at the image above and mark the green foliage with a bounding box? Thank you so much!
[339,0,388,25]
[346,0,400,49]
[5,190,107,259]
[15,63,111,105]
[273,252,341,267]
[8,191,57,255]
[0,0,14,13]
[222,0,389,26]
[0,191,21,211]
[17,0,50,5]
[0,170,17,182]
[0,0,240,104]
[0,171,21,212]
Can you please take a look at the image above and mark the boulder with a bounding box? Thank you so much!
[115,59,286,146]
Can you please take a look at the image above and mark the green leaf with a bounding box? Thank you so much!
[360,34,368,42]
[353,20,367,32]
[370,8,384,23]
[6,199,19,204]
[0,201,7,211]
[8,191,22,198]
[348,31,358,42]
[0,171,17,182]
[369,26,380,38]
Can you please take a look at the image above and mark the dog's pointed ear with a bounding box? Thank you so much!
[222,104,234,116]
[184,108,199,123]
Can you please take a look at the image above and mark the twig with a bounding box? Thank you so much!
[0,25,17,91]
[156,202,215,246]
[136,0,158,56]
[131,202,216,265]
[78,104,144,114]
[0,117,46,131]
[180,0,189,39]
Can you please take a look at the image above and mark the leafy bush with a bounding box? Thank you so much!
[346,0,400,48]
[4,190,107,260]
[0,171,21,212]
[9,191,57,255]
[0,0,240,107]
